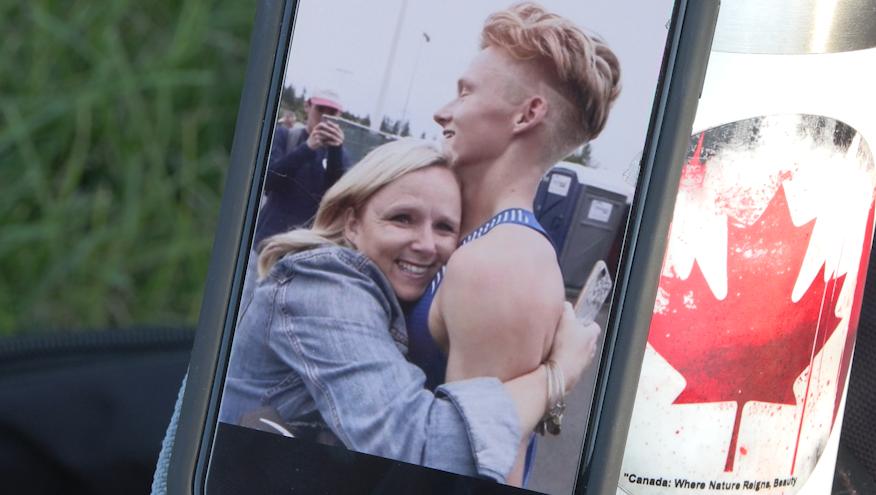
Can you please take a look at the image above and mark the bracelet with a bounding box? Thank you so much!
[536,360,566,436]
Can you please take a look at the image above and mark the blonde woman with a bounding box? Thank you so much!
[218,139,593,483]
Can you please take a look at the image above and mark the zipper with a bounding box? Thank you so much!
[0,327,195,368]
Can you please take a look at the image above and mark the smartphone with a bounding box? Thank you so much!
[321,114,343,126]
[165,1,719,494]
[575,261,612,325]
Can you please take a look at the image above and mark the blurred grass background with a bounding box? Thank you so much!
[0,0,256,335]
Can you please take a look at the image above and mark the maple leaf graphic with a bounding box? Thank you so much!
[650,184,845,473]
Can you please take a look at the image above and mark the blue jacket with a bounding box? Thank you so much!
[253,127,350,247]
[152,246,522,493]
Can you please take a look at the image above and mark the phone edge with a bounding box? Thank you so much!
[165,0,292,493]
[578,1,720,494]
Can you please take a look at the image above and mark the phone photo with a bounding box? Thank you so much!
[575,261,613,325]
[320,114,343,125]
[163,1,719,494]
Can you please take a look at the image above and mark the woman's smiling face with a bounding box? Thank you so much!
[345,166,461,302]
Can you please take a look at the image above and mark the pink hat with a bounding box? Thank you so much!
[309,88,343,112]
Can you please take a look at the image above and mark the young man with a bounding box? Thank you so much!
[408,2,621,484]
[253,88,351,247]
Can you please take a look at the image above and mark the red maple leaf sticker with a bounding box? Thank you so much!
[650,184,845,473]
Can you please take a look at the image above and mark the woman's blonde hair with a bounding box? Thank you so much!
[257,138,450,277]
[481,2,621,159]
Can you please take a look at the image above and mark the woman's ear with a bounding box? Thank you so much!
[343,207,359,248]
[512,95,548,135]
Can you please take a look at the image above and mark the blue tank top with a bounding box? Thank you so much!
[405,208,554,390]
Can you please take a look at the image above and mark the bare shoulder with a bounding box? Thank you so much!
[445,224,563,302]
[438,225,564,381]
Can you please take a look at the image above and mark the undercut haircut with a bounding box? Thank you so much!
[481,2,621,160]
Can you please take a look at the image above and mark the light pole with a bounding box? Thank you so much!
[370,0,409,131]
[401,32,431,129]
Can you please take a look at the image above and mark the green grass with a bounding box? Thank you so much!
[0,0,256,335]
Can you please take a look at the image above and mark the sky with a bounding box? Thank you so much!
[283,0,675,178]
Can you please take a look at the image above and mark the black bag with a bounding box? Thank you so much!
[0,328,193,495]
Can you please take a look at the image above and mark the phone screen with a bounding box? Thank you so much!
[205,0,681,493]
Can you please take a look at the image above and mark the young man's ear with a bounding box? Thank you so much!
[343,207,360,248]
[512,95,548,135]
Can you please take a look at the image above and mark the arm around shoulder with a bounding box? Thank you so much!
[268,249,522,481]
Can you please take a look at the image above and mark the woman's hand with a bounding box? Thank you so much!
[548,302,600,394]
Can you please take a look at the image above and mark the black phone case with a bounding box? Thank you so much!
[579,1,719,492]
[166,0,720,493]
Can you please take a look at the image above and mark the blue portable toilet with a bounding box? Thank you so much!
[533,167,581,252]
[534,163,632,292]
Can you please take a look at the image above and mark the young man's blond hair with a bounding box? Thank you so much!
[481,2,621,161]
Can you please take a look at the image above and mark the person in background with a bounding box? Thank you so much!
[253,87,351,247]
[276,109,297,129]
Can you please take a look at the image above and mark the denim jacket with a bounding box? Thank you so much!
[217,245,521,482]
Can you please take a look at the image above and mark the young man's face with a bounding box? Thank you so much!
[433,47,523,168]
